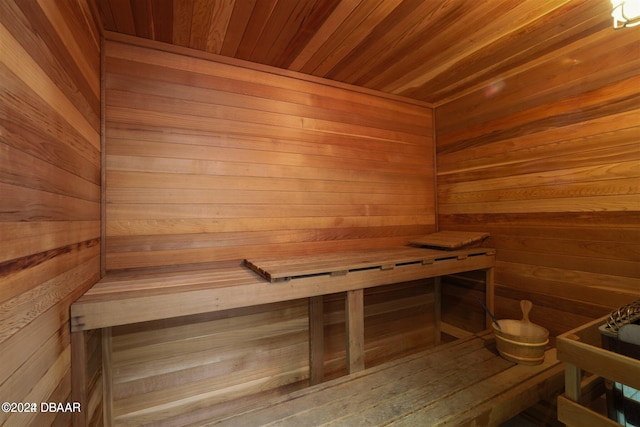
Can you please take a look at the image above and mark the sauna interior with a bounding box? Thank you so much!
[1,0,639,426]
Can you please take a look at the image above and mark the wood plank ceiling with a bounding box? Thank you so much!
[92,0,613,105]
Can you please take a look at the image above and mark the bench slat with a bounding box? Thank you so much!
[311,351,511,427]
[209,335,562,426]
[75,267,262,301]
[245,247,494,282]
[208,336,485,426]
[71,251,495,331]
[392,349,563,426]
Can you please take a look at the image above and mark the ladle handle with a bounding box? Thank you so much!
[521,300,533,323]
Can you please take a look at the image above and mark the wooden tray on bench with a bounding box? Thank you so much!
[410,230,489,250]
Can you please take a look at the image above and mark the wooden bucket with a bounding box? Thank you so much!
[492,300,549,365]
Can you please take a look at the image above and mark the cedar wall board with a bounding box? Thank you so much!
[436,21,640,337]
[107,281,435,425]
[101,37,436,424]
[0,1,101,426]
[103,38,436,271]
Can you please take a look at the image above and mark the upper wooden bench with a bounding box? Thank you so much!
[71,246,495,332]
[210,332,564,426]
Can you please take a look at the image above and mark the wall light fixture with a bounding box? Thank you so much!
[612,0,640,28]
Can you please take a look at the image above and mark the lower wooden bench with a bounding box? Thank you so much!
[208,333,564,426]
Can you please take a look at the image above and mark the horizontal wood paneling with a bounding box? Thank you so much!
[0,1,101,426]
[102,37,435,424]
[111,301,309,424]
[436,24,640,337]
[107,280,435,425]
[104,38,435,271]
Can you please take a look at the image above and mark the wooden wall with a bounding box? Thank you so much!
[0,1,101,426]
[107,281,435,425]
[103,36,435,271]
[436,23,640,337]
[102,37,436,424]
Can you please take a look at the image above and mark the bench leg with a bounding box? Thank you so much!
[485,267,495,330]
[565,362,582,403]
[346,289,365,374]
[102,327,114,426]
[309,296,324,385]
[434,277,441,345]
[71,331,88,427]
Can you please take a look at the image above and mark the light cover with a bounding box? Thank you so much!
[611,0,640,28]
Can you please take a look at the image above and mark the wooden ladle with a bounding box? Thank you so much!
[515,299,547,338]
[521,299,533,323]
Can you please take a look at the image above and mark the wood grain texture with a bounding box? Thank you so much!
[71,250,494,331]
[69,248,494,424]
[103,280,435,425]
[557,316,640,426]
[90,0,616,106]
[210,334,563,427]
[436,21,640,337]
[0,1,100,426]
[103,37,435,271]
[308,295,324,385]
[346,289,365,374]
[109,300,308,424]
[94,35,436,424]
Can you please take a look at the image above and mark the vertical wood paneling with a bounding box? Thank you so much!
[93,1,606,106]
[436,24,640,337]
[0,1,101,426]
